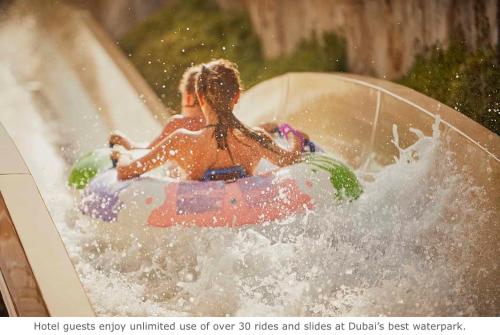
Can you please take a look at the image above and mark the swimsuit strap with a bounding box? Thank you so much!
[201,165,247,182]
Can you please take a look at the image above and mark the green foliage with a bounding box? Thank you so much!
[247,33,346,88]
[121,0,498,134]
[399,42,499,134]
[120,0,346,111]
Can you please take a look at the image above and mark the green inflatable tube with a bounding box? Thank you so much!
[305,154,363,201]
[68,148,113,189]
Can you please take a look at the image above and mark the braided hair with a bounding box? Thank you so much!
[196,59,280,154]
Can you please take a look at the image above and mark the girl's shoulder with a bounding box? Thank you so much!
[165,114,187,124]
[169,127,215,146]
[166,115,194,126]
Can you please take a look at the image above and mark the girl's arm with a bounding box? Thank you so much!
[115,135,181,180]
[147,117,190,149]
[258,122,311,142]
[259,122,279,134]
[109,132,135,150]
[108,116,188,150]
[255,130,303,167]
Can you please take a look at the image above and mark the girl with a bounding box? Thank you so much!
[114,59,303,181]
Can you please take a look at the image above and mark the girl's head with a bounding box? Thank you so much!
[196,59,241,119]
[178,65,201,108]
[196,59,279,156]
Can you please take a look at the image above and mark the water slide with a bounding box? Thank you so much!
[0,1,498,316]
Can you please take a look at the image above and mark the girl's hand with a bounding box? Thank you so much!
[112,150,133,180]
[286,132,304,163]
[110,146,132,168]
[296,129,310,142]
[110,149,121,162]
[109,132,123,146]
[259,122,279,134]
[109,131,132,149]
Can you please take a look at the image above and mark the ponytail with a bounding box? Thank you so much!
[196,60,280,154]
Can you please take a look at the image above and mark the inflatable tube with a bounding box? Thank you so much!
[79,155,361,229]
[68,124,323,190]
[68,149,113,189]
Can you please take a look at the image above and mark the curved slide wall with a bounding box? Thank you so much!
[1,1,498,315]
[236,73,499,314]
[0,124,94,316]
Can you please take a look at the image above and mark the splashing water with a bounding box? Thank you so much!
[1,60,489,316]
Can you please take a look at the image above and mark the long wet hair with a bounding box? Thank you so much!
[196,59,279,155]
[178,64,201,107]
